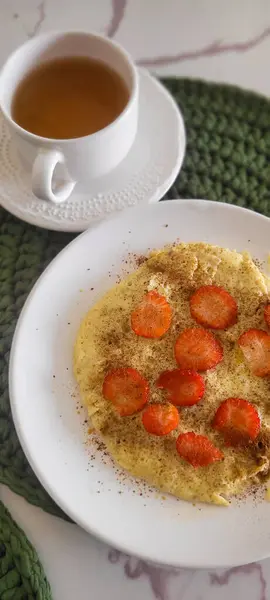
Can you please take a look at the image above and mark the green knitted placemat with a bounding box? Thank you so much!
[0,79,269,586]
[0,500,52,598]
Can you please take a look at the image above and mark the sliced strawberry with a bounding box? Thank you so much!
[174,327,223,371]
[264,304,270,328]
[131,291,172,338]
[156,369,205,407]
[142,403,179,436]
[176,432,224,467]
[238,328,270,377]
[103,367,149,416]
[212,397,260,446]
[190,285,237,330]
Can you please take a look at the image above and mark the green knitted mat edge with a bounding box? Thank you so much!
[0,77,269,598]
[0,500,52,599]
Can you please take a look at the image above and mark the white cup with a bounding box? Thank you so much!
[0,31,138,203]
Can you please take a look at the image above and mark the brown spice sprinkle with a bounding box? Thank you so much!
[135,254,147,267]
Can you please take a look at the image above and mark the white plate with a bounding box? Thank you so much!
[0,69,185,231]
[9,200,270,569]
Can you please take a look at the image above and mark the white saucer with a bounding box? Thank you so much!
[0,69,185,232]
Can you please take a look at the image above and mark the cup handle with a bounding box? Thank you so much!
[32,149,76,203]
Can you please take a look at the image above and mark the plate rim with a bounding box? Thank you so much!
[9,199,270,568]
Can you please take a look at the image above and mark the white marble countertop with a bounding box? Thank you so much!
[1,0,270,96]
[1,1,270,599]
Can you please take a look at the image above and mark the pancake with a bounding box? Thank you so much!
[73,242,270,505]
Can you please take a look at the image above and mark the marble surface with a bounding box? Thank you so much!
[1,1,270,599]
[1,0,270,96]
